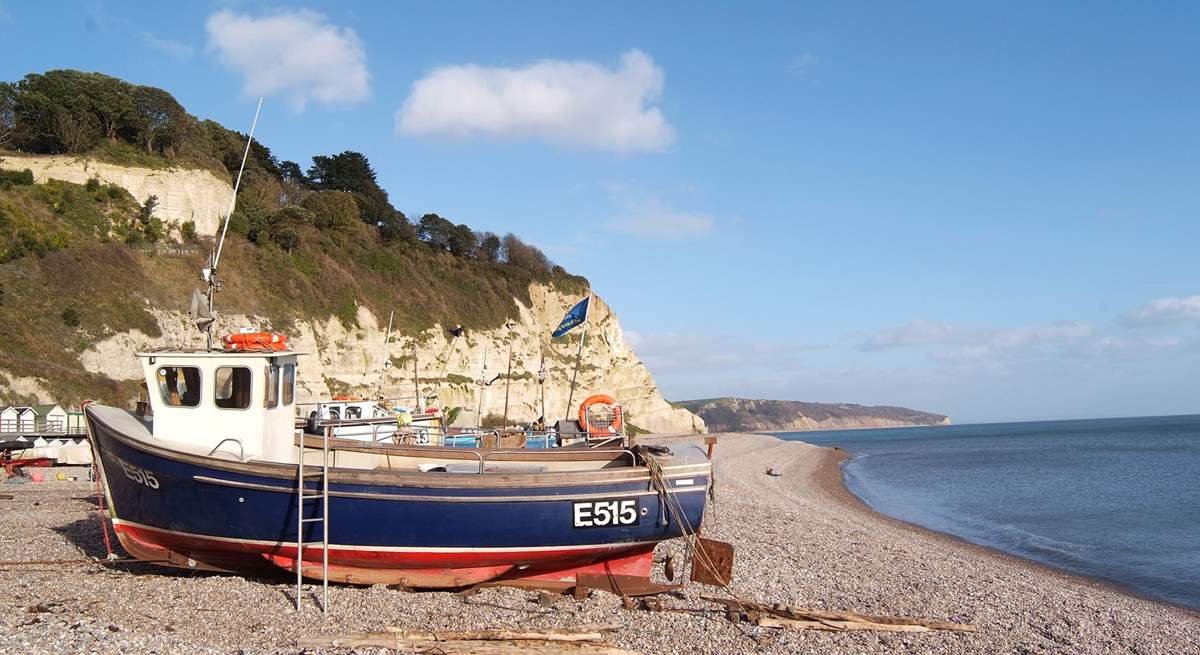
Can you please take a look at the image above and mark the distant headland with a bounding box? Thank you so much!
[674,397,950,432]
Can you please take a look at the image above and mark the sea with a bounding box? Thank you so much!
[772,414,1200,611]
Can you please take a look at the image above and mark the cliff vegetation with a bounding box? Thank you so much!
[0,70,588,406]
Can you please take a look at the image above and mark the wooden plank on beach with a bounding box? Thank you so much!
[381,625,620,642]
[295,635,639,654]
[298,625,638,654]
[757,616,932,632]
[701,595,977,633]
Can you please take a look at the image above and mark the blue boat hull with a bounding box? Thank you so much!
[86,408,709,587]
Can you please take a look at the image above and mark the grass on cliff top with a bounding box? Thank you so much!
[0,178,589,407]
[1,141,232,182]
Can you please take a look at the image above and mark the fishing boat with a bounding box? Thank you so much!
[83,346,711,588]
[83,101,712,592]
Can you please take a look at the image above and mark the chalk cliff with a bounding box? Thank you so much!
[72,284,703,435]
[675,398,949,433]
[0,154,233,236]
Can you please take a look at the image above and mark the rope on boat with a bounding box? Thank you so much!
[90,460,119,561]
[641,449,759,641]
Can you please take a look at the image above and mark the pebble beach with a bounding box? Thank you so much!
[1,433,1198,654]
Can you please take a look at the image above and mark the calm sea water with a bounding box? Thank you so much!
[773,415,1200,611]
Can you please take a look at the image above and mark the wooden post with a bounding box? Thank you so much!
[412,339,421,412]
[377,310,394,400]
[704,435,718,460]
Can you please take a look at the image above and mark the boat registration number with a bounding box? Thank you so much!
[116,458,160,490]
[572,498,639,528]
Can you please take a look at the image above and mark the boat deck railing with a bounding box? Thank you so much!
[294,419,638,473]
[295,414,629,451]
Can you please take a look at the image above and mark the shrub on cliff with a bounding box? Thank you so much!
[0,168,34,187]
[301,191,358,233]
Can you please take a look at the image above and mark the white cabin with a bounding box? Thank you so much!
[139,350,300,462]
[31,404,69,432]
[0,406,18,433]
[15,407,35,432]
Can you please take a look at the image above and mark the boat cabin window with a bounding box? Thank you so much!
[157,366,201,407]
[264,364,280,409]
[346,406,362,419]
[282,364,295,406]
[214,366,252,410]
[328,407,341,420]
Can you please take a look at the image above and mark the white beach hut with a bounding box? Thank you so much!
[14,406,35,433]
[0,406,18,434]
[31,404,68,434]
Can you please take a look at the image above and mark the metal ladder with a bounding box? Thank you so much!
[295,425,330,613]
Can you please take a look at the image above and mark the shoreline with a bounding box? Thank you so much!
[751,422,951,435]
[810,443,1200,618]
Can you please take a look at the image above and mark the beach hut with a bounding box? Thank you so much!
[0,405,18,433]
[30,404,68,433]
[14,406,35,433]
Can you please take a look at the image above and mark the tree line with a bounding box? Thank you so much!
[0,70,555,275]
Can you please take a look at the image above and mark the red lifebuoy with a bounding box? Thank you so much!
[222,332,289,352]
[579,394,623,437]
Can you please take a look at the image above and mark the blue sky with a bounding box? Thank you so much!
[2,2,1198,423]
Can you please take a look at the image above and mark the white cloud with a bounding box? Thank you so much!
[626,331,820,376]
[205,9,370,111]
[860,319,1096,363]
[859,320,961,350]
[1124,295,1200,326]
[606,198,713,239]
[396,50,673,153]
[628,322,1197,423]
[143,33,194,59]
[788,53,819,77]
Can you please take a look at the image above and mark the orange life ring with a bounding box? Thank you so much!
[579,394,623,437]
[222,332,289,352]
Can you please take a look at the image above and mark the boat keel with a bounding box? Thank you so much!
[264,554,514,587]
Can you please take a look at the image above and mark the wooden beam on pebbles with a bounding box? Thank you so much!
[297,625,641,654]
[383,625,621,642]
[701,596,977,634]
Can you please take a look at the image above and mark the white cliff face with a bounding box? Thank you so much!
[0,154,233,236]
[76,286,705,434]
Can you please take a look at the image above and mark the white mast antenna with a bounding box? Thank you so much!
[213,97,263,272]
[201,97,263,350]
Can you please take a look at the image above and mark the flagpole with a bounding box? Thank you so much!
[564,323,587,423]
[502,320,515,429]
[564,295,592,424]
[539,343,546,424]
[476,346,487,430]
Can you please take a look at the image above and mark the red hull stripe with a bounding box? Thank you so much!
[113,519,656,566]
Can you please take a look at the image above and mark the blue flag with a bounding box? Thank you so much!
[552,296,590,338]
